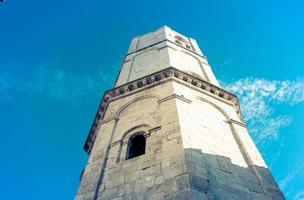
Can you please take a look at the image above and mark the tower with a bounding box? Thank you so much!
[75,26,285,200]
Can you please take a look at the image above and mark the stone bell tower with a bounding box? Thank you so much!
[75,26,285,200]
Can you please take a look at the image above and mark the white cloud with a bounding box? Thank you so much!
[0,66,114,105]
[222,78,304,147]
[294,191,304,200]
[224,77,304,198]
[279,163,304,190]
[225,77,304,106]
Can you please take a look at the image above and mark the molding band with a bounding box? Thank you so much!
[158,94,192,104]
[84,67,241,154]
[228,119,246,127]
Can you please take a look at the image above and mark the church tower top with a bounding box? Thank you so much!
[127,25,204,56]
[115,25,220,87]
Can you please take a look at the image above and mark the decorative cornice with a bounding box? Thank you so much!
[84,67,242,154]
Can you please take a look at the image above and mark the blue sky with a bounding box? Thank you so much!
[0,0,303,199]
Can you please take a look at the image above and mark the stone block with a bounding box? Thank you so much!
[127,181,136,194]
[189,174,210,193]
[108,176,124,189]
[134,191,147,200]
[154,163,162,177]
[138,157,156,170]
[82,184,95,194]
[189,189,209,200]
[163,178,178,195]
[135,179,145,192]
[163,163,187,179]
[147,183,163,199]
[176,174,189,190]
[74,194,85,200]
[217,159,232,174]
[111,197,123,200]
[107,165,123,175]
[122,161,138,175]
[155,176,163,185]
[84,192,95,200]
[108,169,123,179]
[124,171,139,183]
[140,166,154,178]
[145,175,155,188]
[98,187,118,200]
[164,190,191,200]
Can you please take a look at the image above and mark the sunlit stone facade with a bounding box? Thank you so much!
[75,26,285,200]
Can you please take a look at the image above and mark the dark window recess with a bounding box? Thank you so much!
[127,134,146,160]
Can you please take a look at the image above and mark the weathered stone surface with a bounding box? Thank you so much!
[75,26,285,200]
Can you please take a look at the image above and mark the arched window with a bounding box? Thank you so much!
[126,134,146,160]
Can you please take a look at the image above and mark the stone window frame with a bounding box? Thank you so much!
[117,124,151,162]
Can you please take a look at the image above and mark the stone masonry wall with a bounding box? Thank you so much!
[75,78,284,200]
[172,81,285,199]
[76,81,192,200]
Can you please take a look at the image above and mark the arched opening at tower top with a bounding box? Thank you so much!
[126,134,146,160]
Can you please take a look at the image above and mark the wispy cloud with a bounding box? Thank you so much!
[0,72,14,100]
[279,162,304,190]
[226,78,304,105]
[222,78,304,147]
[294,191,304,200]
[224,77,304,199]
[0,65,114,105]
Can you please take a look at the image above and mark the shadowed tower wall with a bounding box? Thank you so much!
[75,26,285,200]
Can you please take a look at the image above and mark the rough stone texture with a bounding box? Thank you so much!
[75,26,285,200]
